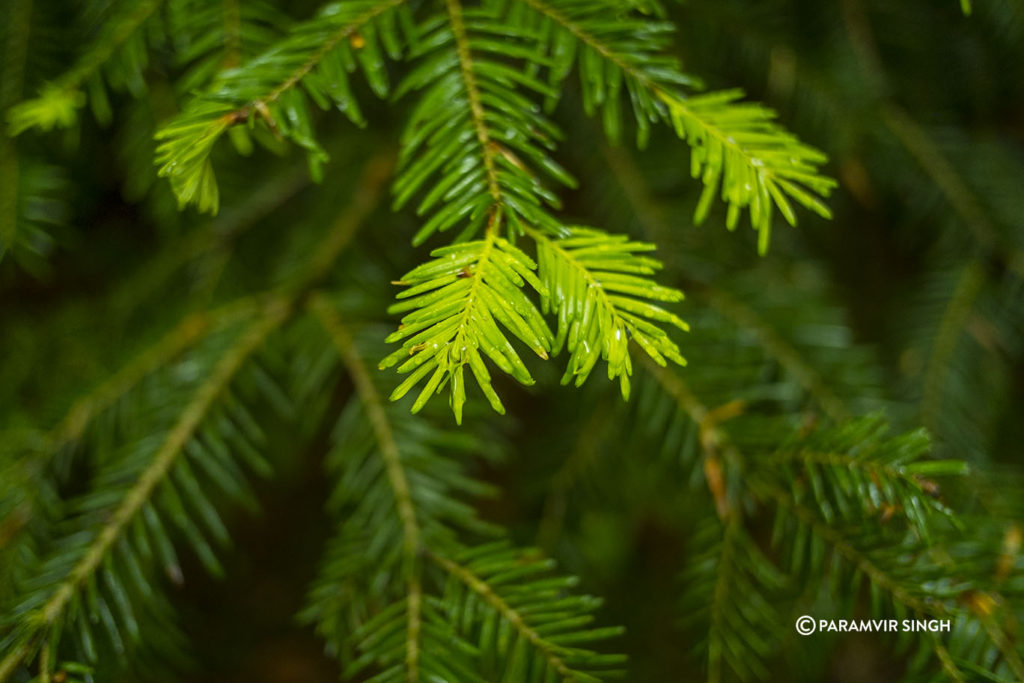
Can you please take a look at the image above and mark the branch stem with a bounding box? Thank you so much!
[445,0,501,204]
[310,299,422,681]
[428,551,574,679]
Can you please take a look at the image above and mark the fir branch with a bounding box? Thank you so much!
[310,298,423,680]
[754,478,940,616]
[250,0,403,113]
[0,155,389,666]
[43,301,258,455]
[0,0,32,258]
[5,149,389,500]
[762,419,965,538]
[639,357,742,518]
[300,308,503,681]
[448,0,501,207]
[7,0,165,134]
[0,300,289,681]
[748,477,1012,681]
[0,300,260,558]
[530,226,687,398]
[380,228,552,422]
[702,289,848,422]
[390,0,570,243]
[428,546,625,681]
[882,106,1024,281]
[754,474,1024,681]
[430,550,575,679]
[169,0,288,93]
[156,0,407,213]
[920,259,985,434]
[839,0,1024,279]
[516,0,835,251]
[381,0,567,419]
[303,307,624,680]
[691,517,787,683]
[660,90,835,254]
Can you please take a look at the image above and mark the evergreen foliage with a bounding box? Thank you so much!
[2,0,1023,681]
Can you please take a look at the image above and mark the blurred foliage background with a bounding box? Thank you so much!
[2,0,1024,681]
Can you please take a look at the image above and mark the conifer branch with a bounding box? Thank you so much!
[381,226,550,421]
[753,479,938,616]
[44,301,259,454]
[516,0,834,250]
[530,226,687,397]
[639,357,740,518]
[383,0,564,419]
[446,0,501,206]
[0,299,288,681]
[691,516,787,683]
[707,516,740,683]
[752,476,1023,681]
[3,152,389,544]
[0,0,32,257]
[759,468,1024,682]
[599,140,857,421]
[428,551,577,680]
[7,0,165,134]
[767,448,962,492]
[46,305,284,610]
[0,299,261,558]
[259,0,403,115]
[931,635,967,683]
[156,0,406,213]
[390,0,570,243]
[920,260,985,432]
[310,298,422,680]
[839,0,1024,279]
[702,289,849,421]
